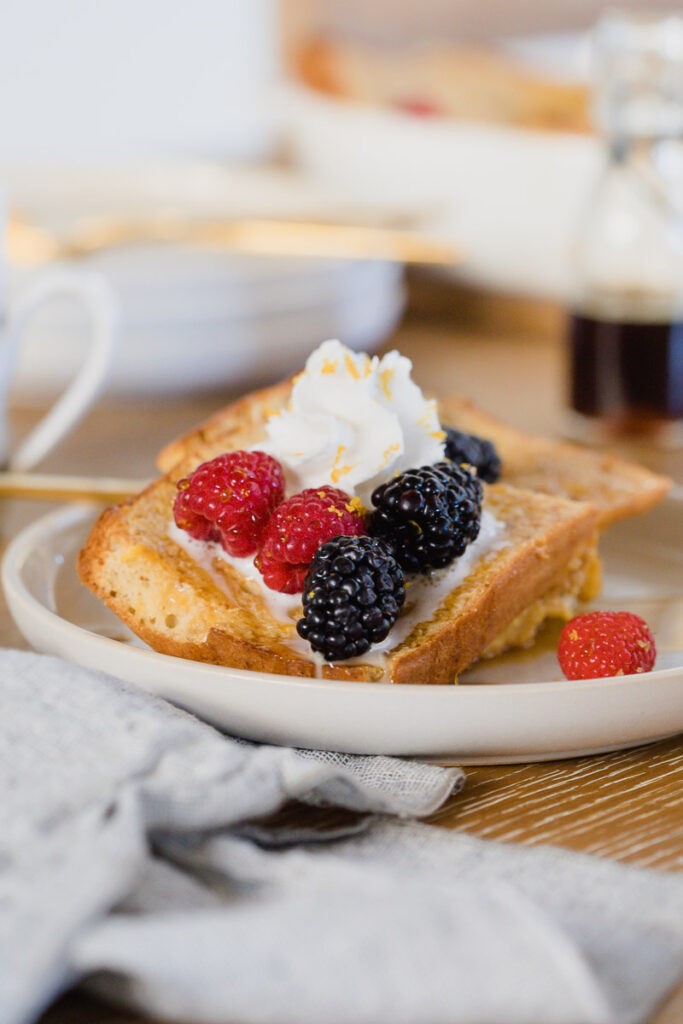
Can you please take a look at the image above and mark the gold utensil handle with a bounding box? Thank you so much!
[10,214,460,267]
[178,219,459,265]
[0,472,148,503]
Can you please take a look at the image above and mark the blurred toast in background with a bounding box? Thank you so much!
[291,36,590,132]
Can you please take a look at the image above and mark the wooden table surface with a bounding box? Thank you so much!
[3,278,681,1024]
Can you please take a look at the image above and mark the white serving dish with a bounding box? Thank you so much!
[284,27,602,301]
[6,162,406,398]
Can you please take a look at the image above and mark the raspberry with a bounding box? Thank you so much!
[256,550,310,595]
[557,611,656,680]
[297,536,405,660]
[369,461,482,573]
[256,486,367,593]
[443,427,501,483]
[173,451,284,557]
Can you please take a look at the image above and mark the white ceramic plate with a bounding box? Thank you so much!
[3,495,682,763]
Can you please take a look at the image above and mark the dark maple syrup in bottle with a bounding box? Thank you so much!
[568,310,683,438]
[564,13,683,448]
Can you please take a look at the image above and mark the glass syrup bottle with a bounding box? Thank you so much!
[566,12,683,448]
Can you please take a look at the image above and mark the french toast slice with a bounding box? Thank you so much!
[157,381,670,527]
[78,481,599,684]
[79,380,601,684]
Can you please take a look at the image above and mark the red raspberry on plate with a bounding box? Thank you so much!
[173,451,284,557]
[557,611,656,681]
[256,486,367,593]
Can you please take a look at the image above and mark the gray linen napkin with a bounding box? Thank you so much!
[1,650,682,1024]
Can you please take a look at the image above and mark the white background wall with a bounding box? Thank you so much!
[0,0,277,164]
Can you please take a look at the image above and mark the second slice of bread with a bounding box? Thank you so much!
[157,380,669,528]
[438,395,670,526]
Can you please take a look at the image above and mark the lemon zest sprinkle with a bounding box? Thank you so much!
[328,445,352,484]
[380,367,394,400]
[380,443,400,468]
[416,401,438,429]
[346,496,366,516]
[331,464,353,483]
[321,358,337,375]
[344,354,361,380]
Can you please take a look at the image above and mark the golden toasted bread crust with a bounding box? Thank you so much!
[157,379,292,478]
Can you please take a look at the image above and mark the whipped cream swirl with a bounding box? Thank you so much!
[262,340,445,505]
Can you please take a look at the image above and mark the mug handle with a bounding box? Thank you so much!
[6,269,118,471]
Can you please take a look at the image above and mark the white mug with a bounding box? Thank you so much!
[0,268,117,471]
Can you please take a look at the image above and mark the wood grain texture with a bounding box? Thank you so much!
[3,276,679,1024]
[427,738,683,870]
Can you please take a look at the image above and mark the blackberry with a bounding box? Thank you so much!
[369,461,482,573]
[443,427,501,483]
[441,458,483,508]
[296,536,405,661]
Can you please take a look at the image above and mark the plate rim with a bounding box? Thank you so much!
[3,498,683,697]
